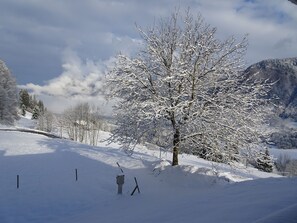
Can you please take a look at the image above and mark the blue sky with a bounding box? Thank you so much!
[0,0,296,113]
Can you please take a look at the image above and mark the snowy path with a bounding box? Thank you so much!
[0,128,62,138]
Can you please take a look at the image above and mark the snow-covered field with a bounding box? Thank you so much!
[0,117,297,222]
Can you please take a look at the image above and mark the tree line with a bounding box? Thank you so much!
[19,89,45,118]
[0,60,102,146]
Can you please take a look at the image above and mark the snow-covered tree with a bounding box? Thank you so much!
[21,104,26,116]
[37,110,54,132]
[19,89,30,109]
[31,106,40,120]
[0,60,18,125]
[254,148,274,172]
[19,89,47,116]
[38,100,45,114]
[62,102,101,145]
[106,10,273,166]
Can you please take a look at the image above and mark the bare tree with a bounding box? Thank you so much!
[87,105,102,146]
[37,110,54,132]
[61,102,101,145]
[106,10,273,166]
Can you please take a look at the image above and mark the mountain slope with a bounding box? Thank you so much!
[243,57,297,120]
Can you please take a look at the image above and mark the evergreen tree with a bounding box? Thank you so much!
[38,100,45,114]
[29,95,38,111]
[31,106,40,120]
[19,89,30,109]
[0,60,18,125]
[21,104,26,116]
[19,89,47,116]
[255,148,274,172]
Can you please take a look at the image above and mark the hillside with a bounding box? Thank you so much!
[243,57,297,120]
[0,117,297,222]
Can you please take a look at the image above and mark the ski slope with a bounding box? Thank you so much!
[0,118,297,222]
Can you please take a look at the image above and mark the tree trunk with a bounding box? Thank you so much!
[172,129,180,166]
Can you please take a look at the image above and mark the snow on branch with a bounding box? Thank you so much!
[105,10,275,166]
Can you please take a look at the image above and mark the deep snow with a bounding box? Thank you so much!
[0,116,297,222]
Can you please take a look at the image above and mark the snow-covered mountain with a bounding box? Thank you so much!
[243,57,297,120]
[243,58,297,150]
[0,116,297,222]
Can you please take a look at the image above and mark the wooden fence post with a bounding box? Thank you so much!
[17,175,19,189]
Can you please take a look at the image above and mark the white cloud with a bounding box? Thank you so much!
[193,0,297,64]
[9,0,297,114]
[19,49,113,114]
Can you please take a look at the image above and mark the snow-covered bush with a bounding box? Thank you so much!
[193,146,239,164]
